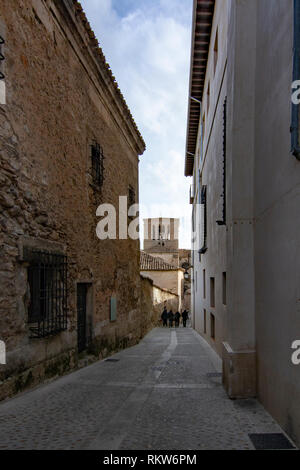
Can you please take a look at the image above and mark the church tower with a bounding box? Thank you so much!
[143,218,179,267]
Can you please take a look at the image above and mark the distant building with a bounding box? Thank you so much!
[140,252,184,303]
[142,218,191,310]
[143,218,180,267]
[185,0,300,446]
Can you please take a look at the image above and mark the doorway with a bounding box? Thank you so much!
[77,283,89,353]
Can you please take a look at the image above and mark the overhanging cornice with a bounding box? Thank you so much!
[185,0,215,176]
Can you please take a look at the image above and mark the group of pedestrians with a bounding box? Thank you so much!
[161,307,189,328]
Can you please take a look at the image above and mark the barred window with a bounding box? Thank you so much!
[128,185,135,206]
[128,185,136,220]
[91,142,104,188]
[25,249,68,338]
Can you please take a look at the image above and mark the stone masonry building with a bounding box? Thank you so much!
[186,0,300,446]
[0,0,146,400]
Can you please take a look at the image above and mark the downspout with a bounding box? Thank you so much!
[291,0,300,160]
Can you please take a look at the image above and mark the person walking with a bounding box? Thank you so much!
[174,311,181,328]
[168,310,174,328]
[182,310,189,328]
[161,307,168,327]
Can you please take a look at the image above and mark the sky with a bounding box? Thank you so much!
[81,0,193,248]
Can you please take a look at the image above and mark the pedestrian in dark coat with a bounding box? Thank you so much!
[161,307,168,327]
[174,311,181,328]
[168,310,174,328]
[182,310,189,328]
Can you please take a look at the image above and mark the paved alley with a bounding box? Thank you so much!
[0,328,294,450]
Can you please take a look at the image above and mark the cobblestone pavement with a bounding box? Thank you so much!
[0,327,296,450]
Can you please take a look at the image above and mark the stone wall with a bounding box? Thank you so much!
[0,0,145,401]
[140,270,183,300]
[140,275,179,336]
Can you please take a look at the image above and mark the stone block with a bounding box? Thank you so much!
[222,341,257,399]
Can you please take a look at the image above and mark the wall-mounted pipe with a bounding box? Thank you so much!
[291,0,300,160]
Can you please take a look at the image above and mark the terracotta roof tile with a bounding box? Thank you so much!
[140,252,177,271]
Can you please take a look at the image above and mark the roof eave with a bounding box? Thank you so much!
[184,0,215,177]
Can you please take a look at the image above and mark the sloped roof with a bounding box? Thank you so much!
[140,252,178,271]
[144,246,179,254]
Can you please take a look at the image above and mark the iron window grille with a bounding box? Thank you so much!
[91,142,104,188]
[217,97,227,226]
[128,185,136,219]
[199,185,207,255]
[25,248,68,338]
[0,35,5,80]
[128,185,135,206]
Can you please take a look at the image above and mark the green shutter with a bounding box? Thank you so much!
[110,297,117,322]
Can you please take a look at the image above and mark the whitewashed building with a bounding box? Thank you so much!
[185,0,300,446]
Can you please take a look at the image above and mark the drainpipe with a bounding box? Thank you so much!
[291,0,300,160]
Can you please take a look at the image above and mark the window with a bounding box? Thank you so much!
[0,35,5,80]
[128,185,136,219]
[291,1,300,160]
[217,97,227,226]
[207,82,210,114]
[210,313,215,339]
[77,283,88,353]
[199,186,207,254]
[214,29,218,76]
[222,272,227,305]
[204,309,207,334]
[210,277,215,308]
[25,249,68,338]
[91,142,104,188]
[195,270,198,293]
[128,185,135,206]
[0,35,5,105]
[110,296,117,322]
[203,269,206,298]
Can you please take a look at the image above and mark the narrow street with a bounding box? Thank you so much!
[0,327,291,451]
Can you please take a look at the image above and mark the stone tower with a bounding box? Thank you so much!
[143,218,179,251]
[143,218,179,267]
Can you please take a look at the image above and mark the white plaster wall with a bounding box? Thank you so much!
[253,0,300,446]
[189,0,300,447]
[191,0,228,357]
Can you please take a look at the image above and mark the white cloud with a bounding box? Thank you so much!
[81,0,193,248]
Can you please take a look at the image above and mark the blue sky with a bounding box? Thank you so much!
[81,0,193,247]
